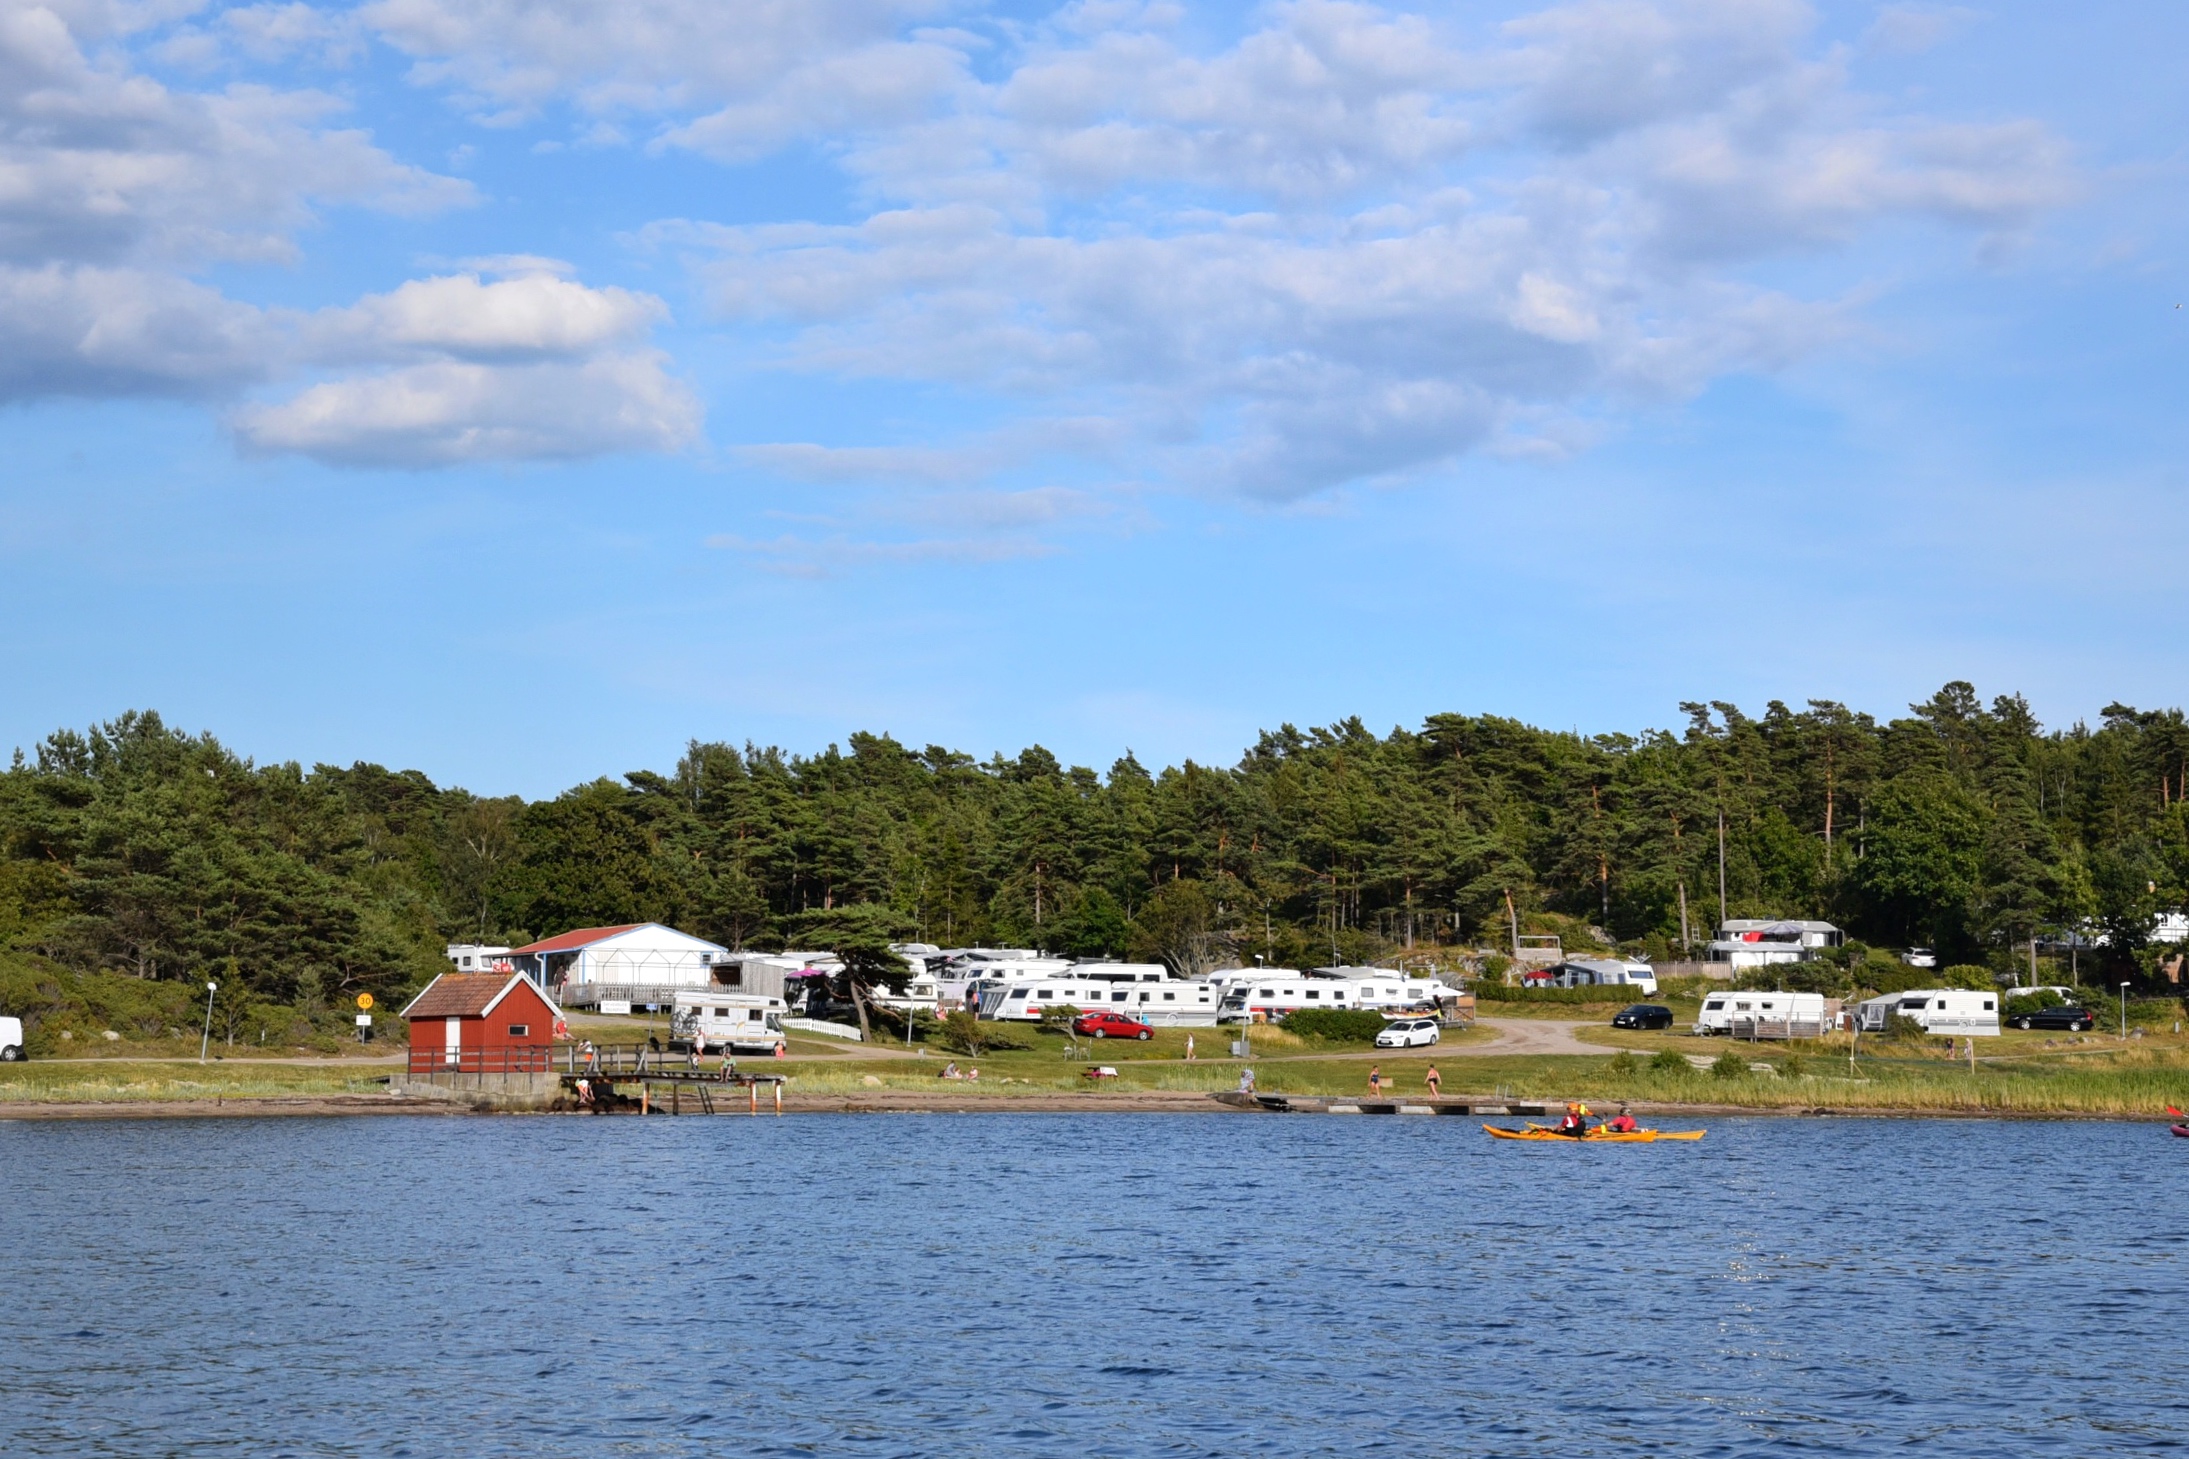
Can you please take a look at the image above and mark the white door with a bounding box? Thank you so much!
[444,1017,462,1066]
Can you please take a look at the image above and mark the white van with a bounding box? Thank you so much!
[670,991,786,1054]
[0,1016,22,1061]
[1852,989,1999,1037]
[1694,991,1827,1038]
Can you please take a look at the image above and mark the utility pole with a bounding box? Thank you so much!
[1677,881,1691,956]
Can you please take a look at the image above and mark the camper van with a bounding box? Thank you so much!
[983,965,1223,1025]
[670,990,787,1054]
[1694,991,1829,1038]
[0,1015,22,1061]
[1851,989,2000,1037]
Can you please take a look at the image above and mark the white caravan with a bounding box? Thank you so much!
[1694,991,1829,1038]
[982,964,1222,1025]
[1216,973,1455,1025]
[1851,989,2000,1037]
[1551,958,1660,996]
[670,990,787,1054]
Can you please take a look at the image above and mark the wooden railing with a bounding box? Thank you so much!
[405,1045,559,1075]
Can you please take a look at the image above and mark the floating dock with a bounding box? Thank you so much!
[1210,1092,1552,1116]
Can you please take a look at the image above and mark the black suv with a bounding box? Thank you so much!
[2009,1005,2096,1031]
[1612,1004,1674,1030]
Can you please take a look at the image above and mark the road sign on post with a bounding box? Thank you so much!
[356,993,374,1011]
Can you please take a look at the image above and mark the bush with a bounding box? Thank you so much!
[1649,1048,1690,1074]
[1711,1051,1747,1080]
[1473,984,1640,1005]
[1280,1008,1390,1043]
[1034,1004,1082,1031]
[932,1011,1027,1055]
[1606,1050,1639,1077]
[1779,1052,1807,1078]
[1940,964,1996,991]
[2004,990,2065,1017]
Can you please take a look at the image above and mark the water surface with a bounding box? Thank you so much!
[4,1114,2185,1456]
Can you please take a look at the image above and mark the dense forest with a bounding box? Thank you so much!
[4,684,2188,1018]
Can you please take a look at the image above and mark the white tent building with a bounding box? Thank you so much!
[511,923,730,1010]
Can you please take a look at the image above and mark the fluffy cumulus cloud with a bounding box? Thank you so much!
[592,0,2070,498]
[0,0,2081,487]
[0,0,693,466]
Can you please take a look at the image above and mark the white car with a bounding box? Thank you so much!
[0,1016,23,1061]
[1374,1017,1440,1049]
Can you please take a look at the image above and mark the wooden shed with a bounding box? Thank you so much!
[401,972,564,1075]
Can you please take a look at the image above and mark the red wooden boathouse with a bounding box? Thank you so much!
[401,971,564,1075]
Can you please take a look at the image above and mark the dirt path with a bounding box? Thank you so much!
[1464,1017,1603,1057]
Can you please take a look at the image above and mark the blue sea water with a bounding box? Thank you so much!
[3,1113,2186,1457]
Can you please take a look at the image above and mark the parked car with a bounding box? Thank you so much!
[1611,1004,1674,1030]
[1072,1010,1153,1040]
[0,1015,23,1061]
[2010,1004,2097,1032]
[1374,1017,1440,1049]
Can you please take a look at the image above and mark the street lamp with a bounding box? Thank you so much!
[199,980,218,1063]
[2120,982,2132,1039]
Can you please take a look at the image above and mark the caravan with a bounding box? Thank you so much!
[1694,991,1829,1039]
[1851,989,2000,1037]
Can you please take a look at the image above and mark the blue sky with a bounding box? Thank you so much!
[3,0,2185,796]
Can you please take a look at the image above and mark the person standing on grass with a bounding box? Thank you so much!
[1368,1064,1383,1096]
[1185,1034,1195,1062]
[1424,1065,1441,1099]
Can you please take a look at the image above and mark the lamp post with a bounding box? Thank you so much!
[2120,982,2132,1039]
[199,980,218,1063]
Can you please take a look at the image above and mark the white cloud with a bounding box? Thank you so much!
[359,0,968,151]
[300,272,667,363]
[645,0,2072,497]
[0,1,468,269]
[234,350,701,466]
[0,262,271,398]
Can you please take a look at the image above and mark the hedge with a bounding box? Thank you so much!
[1470,983,1654,1005]
[1278,1008,1391,1042]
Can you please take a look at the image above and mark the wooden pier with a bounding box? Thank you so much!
[564,1045,788,1114]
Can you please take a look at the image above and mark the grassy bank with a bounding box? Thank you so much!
[0,1060,385,1104]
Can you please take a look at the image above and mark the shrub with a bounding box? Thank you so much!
[1940,964,1996,991]
[1606,1050,1639,1077]
[1779,1052,1807,1078]
[1034,1004,1082,1031]
[932,1011,1027,1055]
[2004,991,2065,1017]
[1473,984,1638,1005]
[1711,1051,1747,1080]
[1649,1048,1689,1074]
[1280,1008,1390,1043]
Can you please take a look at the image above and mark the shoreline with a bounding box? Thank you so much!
[0,1089,2175,1121]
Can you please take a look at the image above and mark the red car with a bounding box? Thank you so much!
[1072,1010,1154,1040]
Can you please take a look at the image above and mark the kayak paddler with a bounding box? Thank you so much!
[1604,1103,1638,1134]
[1557,1100,1591,1137]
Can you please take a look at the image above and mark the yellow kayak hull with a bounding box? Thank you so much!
[1483,1123,1705,1143]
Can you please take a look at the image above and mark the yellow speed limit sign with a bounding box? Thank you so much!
[356,993,374,1011]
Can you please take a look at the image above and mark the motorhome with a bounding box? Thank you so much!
[1850,989,2000,1037]
[1217,972,1456,1024]
[670,990,787,1054]
[1694,991,1829,1038]
[982,964,1222,1025]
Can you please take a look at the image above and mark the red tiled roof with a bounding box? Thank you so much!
[510,923,649,955]
[401,972,548,1020]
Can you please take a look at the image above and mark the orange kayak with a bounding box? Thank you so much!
[1483,1123,1705,1143]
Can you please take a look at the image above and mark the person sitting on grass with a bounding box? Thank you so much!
[939,1061,961,1080]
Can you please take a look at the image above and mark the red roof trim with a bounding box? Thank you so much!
[510,923,651,955]
[400,972,561,1020]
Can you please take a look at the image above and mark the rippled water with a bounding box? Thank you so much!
[5,1113,2188,1456]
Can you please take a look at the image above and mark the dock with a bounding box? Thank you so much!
[565,1044,789,1114]
[1210,1092,1553,1116]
